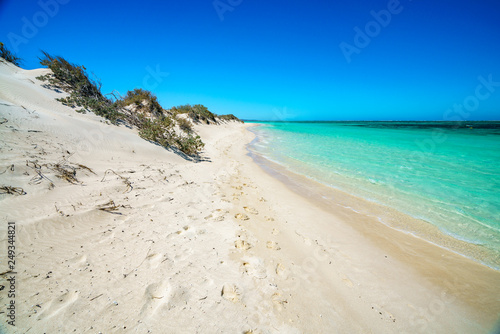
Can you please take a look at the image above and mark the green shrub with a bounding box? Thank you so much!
[191,104,217,123]
[119,88,163,116]
[171,104,193,114]
[171,104,243,124]
[176,116,193,133]
[138,116,175,147]
[176,135,205,156]
[37,51,121,122]
[218,114,243,122]
[0,42,22,66]
[138,115,203,156]
[36,51,208,156]
[171,104,217,124]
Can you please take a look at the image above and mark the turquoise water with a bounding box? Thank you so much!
[249,121,500,267]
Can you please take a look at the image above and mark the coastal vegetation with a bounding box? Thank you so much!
[37,51,120,122]
[171,104,217,124]
[26,50,242,157]
[0,42,22,66]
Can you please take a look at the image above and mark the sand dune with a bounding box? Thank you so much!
[1,60,499,333]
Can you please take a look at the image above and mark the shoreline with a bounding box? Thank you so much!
[239,124,500,331]
[1,63,500,333]
[246,124,500,272]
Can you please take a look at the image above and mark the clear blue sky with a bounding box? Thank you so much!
[1,0,499,120]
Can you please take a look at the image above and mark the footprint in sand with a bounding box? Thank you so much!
[265,216,274,222]
[342,277,354,288]
[235,239,252,250]
[243,206,258,215]
[146,253,164,269]
[275,263,289,279]
[37,290,79,320]
[241,257,267,279]
[98,229,116,244]
[294,230,312,246]
[205,209,227,222]
[221,283,241,303]
[266,241,281,251]
[271,291,288,311]
[140,281,171,317]
[272,228,279,236]
[235,213,250,221]
[67,254,87,267]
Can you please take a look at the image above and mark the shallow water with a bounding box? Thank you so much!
[249,121,500,268]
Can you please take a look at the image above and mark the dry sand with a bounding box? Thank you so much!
[0,60,499,333]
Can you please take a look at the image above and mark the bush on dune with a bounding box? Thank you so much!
[176,116,193,133]
[118,88,163,117]
[35,51,242,157]
[138,115,203,155]
[138,116,175,147]
[171,104,244,124]
[0,42,22,66]
[218,113,243,123]
[175,135,205,156]
[171,104,217,124]
[37,51,121,122]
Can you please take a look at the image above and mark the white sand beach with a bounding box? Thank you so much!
[1,60,500,333]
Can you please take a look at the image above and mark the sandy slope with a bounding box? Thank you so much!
[0,59,499,333]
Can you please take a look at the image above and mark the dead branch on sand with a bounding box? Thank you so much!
[0,185,26,195]
[97,200,131,214]
[101,169,133,193]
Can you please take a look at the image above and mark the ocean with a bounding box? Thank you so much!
[248,121,500,269]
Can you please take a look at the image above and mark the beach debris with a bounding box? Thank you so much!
[26,159,95,187]
[0,185,26,195]
[123,249,152,278]
[101,169,133,193]
[75,163,96,175]
[0,164,14,174]
[49,153,95,184]
[89,294,103,302]
[0,118,7,125]
[26,160,55,188]
[97,200,130,214]
[48,162,80,184]
[54,204,65,216]
[221,283,241,303]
